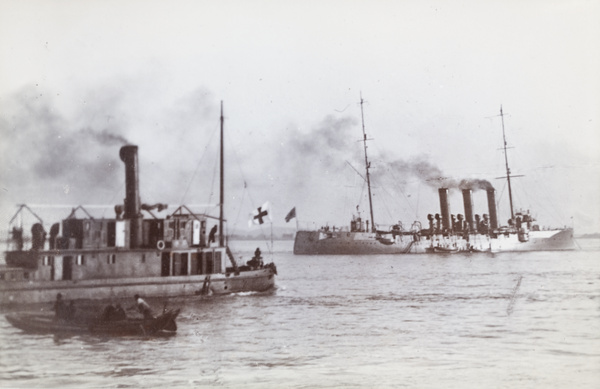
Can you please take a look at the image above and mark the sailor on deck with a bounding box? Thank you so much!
[246,247,263,269]
[208,225,218,246]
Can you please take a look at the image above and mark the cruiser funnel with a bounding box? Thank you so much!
[486,188,498,230]
[462,189,474,231]
[438,188,451,232]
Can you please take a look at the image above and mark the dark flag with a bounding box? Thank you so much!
[285,207,296,223]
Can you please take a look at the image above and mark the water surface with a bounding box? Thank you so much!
[1,239,599,388]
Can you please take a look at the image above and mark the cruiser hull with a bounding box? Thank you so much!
[293,228,575,255]
[294,231,415,255]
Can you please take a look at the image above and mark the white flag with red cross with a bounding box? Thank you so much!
[249,202,272,227]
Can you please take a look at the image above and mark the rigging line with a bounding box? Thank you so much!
[347,159,386,221]
[179,125,219,205]
[519,178,563,227]
[225,127,252,202]
[341,167,363,225]
[217,117,245,239]
[224,127,273,254]
[225,127,255,212]
[345,149,369,212]
[494,119,568,226]
[371,141,417,215]
[102,180,125,219]
[344,158,367,214]
[386,170,417,214]
[513,152,569,226]
[381,176,416,221]
[357,175,367,211]
[230,184,247,238]
[376,186,396,226]
[497,180,508,221]
[225,127,255,232]
[348,162,410,224]
[207,152,219,206]
[369,177,394,221]
[345,160,366,181]
[415,182,421,220]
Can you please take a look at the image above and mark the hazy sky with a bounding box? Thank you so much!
[1,0,599,235]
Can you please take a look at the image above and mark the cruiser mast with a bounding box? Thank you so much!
[360,95,375,233]
[500,106,515,221]
[219,101,225,247]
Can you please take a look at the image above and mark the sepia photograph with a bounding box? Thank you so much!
[1,1,599,388]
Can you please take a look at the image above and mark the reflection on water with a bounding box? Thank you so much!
[1,240,599,388]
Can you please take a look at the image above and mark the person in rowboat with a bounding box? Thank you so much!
[65,300,76,321]
[134,294,155,320]
[52,293,66,319]
[101,303,127,321]
[114,303,126,320]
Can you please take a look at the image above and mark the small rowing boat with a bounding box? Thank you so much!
[5,308,180,337]
[427,245,460,254]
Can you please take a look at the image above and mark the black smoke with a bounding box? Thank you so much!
[458,178,493,190]
[280,114,359,190]
[79,127,129,146]
[0,86,130,203]
[371,152,493,192]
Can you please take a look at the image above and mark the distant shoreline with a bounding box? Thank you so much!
[576,233,600,239]
[1,233,599,244]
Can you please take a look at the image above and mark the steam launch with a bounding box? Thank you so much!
[293,103,575,255]
[1,104,277,306]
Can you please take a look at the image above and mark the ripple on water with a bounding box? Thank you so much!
[1,248,599,388]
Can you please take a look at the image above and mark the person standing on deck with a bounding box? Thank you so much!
[246,247,263,269]
[208,225,218,246]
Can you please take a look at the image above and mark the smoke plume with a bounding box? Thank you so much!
[0,86,130,205]
[458,178,493,190]
[371,153,493,191]
[79,127,129,146]
[280,114,359,188]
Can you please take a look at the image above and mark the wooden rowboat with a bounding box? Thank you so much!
[427,245,460,254]
[5,309,180,337]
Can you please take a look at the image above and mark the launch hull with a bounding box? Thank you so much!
[2,135,277,308]
[0,250,276,306]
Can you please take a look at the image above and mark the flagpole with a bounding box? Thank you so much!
[295,207,299,231]
[219,101,224,247]
[360,94,375,233]
[270,221,273,254]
